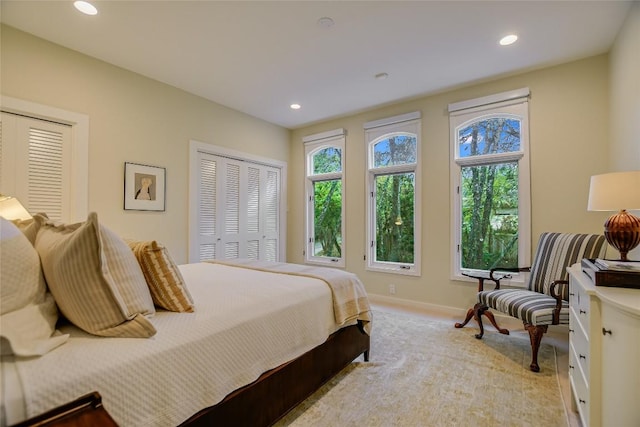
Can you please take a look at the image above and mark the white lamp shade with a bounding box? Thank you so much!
[587,171,640,212]
[0,196,32,221]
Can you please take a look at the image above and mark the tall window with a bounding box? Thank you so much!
[365,112,421,275]
[449,89,531,285]
[304,129,345,267]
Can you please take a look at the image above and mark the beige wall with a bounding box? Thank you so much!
[1,25,290,264]
[609,1,640,259]
[602,1,640,260]
[289,54,611,310]
[609,1,640,172]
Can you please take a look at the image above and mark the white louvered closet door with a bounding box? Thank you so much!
[0,113,71,221]
[196,151,280,262]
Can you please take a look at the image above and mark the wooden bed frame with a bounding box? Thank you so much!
[12,322,370,427]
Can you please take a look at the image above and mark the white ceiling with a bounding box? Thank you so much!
[0,1,633,129]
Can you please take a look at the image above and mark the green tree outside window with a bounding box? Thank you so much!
[458,118,520,270]
[372,135,416,264]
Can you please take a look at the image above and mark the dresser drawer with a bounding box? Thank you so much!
[570,278,591,330]
[569,358,590,427]
[569,310,591,383]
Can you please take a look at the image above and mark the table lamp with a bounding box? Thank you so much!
[0,194,32,221]
[587,171,640,261]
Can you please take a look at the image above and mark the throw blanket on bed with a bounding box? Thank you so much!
[207,259,372,335]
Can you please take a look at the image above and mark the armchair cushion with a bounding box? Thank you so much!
[479,289,569,326]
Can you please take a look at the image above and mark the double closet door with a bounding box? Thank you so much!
[195,151,280,263]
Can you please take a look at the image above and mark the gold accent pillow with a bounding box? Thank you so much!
[127,240,195,313]
[35,213,156,338]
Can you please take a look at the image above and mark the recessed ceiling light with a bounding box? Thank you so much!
[290,104,301,110]
[74,1,98,15]
[375,72,389,80]
[499,34,518,46]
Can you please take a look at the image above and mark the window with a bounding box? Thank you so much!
[449,88,531,285]
[304,129,345,267]
[365,112,421,275]
[189,141,285,263]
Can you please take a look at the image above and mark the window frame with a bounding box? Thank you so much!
[449,91,531,287]
[365,113,421,276]
[303,129,346,268]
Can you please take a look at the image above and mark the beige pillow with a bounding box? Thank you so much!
[127,240,195,312]
[10,213,48,245]
[35,213,157,338]
[0,217,68,356]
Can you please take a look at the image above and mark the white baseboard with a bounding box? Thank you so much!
[368,293,468,318]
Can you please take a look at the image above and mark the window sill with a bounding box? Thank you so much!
[367,265,420,277]
[305,259,345,269]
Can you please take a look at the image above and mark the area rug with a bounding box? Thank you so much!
[275,309,568,427]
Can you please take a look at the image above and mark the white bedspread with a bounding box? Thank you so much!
[208,259,372,335]
[5,262,350,427]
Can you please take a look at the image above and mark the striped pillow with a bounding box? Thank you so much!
[35,213,156,338]
[127,240,195,312]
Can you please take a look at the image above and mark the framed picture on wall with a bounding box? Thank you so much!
[124,162,166,211]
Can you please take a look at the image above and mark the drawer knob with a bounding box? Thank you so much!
[602,328,613,336]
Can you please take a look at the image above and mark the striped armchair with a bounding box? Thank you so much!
[456,232,606,372]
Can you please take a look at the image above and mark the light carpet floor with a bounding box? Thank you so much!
[275,308,568,427]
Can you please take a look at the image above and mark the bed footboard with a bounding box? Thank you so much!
[181,322,370,427]
[10,392,118,427]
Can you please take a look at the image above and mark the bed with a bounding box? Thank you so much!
[0,215,371,427]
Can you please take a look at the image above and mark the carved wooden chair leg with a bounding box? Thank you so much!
[524,323,548,372]
[454,308,475,329]
[483,310,510,335]
[472,303,488,339]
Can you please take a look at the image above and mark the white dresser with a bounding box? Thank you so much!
[568,264,640,427]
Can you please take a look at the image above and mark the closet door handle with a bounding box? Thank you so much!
[602,328,612,336]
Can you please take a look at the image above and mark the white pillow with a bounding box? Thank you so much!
[0,217,68,356]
